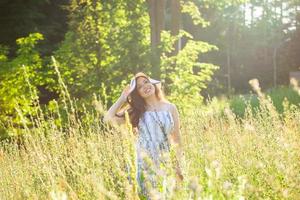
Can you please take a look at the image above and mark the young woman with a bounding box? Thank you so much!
[103,72,184,198]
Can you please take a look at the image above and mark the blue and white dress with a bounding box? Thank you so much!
[135,110,175,198]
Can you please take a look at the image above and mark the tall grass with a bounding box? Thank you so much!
[0,62,300,199]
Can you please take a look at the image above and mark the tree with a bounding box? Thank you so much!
[55,0,151,104]
[0,0,68,56]
[0,33,45,127]
[160,1,219,109]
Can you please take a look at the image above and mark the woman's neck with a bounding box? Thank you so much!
[144,95,161,110]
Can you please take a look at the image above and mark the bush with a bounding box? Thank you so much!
[229,86,300,117]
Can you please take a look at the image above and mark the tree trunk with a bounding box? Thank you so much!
[251,2,254,27]
[295,3,299,28]
[243,2,246,26]
[170,0,181,55]
[280,0,283,25]
[148,0,165,49]
[147,0,165,76]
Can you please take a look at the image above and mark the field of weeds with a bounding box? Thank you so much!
[0,80,300,199]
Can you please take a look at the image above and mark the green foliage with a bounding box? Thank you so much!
[55,0,151,104]
[157,1,220,110]
[160,29,218,109]
[181,1,210,27]
[0,0,221,134]
[229,87,300,117]
[195,0,247,10]
[229,94,260,117]
[0,45,9,62]
[0,0,68,55]
[0,33,44,127]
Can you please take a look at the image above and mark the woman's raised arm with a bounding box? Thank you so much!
[103,85,130,125]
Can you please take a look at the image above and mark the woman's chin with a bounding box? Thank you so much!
[143,92,155,98]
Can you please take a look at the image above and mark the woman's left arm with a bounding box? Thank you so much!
[169,103,184,181]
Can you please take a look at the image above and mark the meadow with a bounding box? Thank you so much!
[1,0,300,199]
[0,80,300,200]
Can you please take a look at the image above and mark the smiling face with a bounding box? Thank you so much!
[136,76,156,99]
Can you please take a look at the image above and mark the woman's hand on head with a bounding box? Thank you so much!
[120,85,131,102]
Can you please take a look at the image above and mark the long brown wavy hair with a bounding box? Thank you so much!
[115,72,166,128]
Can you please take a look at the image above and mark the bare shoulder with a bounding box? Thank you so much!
[161,100,177,113]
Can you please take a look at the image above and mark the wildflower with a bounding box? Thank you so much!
[92,97,104,114]
[249,79,260,92]
[211,160,220,169]
[290,78,298,88]
[282,188,289,198]
[223,181,233,190]
[238,196,245,200]
[0,149,3,160]
[211,160,221,179]
[188,177,202,193]
[205,167,213,177]
[149,189,162,200]
[257,162,265,169]
[290,78,300,95]
[237,175,247,193]
[244,122,255,132]
[156,168,166,177]
[49,190,67,200]
[249,79,263,97]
